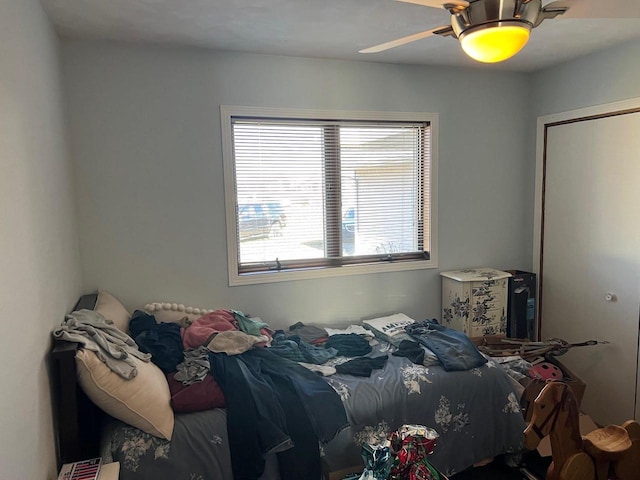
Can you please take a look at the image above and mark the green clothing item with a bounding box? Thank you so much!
[232,310,270,336]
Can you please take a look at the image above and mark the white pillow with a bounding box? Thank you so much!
[76,349,174,440]
[363,313,439,366]
[362,313,416,339]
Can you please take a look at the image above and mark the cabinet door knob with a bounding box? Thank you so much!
[604,293,617,302]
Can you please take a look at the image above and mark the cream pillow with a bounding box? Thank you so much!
[94,289,131,333]
[76,349,174,440]
[144,301,215,327]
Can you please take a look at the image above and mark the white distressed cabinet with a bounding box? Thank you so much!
[440,268,511,337]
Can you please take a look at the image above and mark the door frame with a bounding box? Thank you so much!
[532,96,640,419]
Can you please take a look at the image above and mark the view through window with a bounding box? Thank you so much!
[223,108,435,281]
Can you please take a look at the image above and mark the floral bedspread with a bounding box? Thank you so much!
[103,343,525,479]
[321,344,525,477]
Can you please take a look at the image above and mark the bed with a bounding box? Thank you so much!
[50,292,526,479]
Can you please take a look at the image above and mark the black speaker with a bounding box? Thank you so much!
[505,270,536,339]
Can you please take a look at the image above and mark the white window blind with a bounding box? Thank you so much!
[221,107,437,283]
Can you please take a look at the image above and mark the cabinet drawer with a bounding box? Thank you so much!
[471,280,507,298]
[470,302,505,321]
[470,322,505,337]
[470,306,506,333]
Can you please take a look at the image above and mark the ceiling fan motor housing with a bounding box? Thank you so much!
[451,0,541,39]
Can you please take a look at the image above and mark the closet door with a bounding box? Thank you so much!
[541,110,640,427]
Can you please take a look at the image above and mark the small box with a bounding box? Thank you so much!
[441,268,511,337]
[58,458,102,480]
[520,358,586,421]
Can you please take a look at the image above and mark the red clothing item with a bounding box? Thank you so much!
[182,310,238,349]
[166,372,226,412]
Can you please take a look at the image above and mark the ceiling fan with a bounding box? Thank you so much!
[359,0,631,63]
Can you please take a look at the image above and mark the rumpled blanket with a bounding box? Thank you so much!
[182,309,274,350]
[52,309,150,379]
[233,310,271,336]
[287,322,329,344]
[129,310,184,373]
[208,330,271,356]
[269,330,338,364]
[182,310,237,349]
[166,372,226,412]
[324,333,372,357]
[335,355,388,377]
[174,346,211,385]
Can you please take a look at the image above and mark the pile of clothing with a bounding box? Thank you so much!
[54,307,486,480]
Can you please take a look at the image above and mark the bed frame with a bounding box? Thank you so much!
[50,293,107,469]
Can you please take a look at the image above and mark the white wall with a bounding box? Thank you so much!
[0,1,83,479]
[61,40,533,329]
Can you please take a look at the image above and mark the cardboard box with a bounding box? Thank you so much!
[520,357,586,421]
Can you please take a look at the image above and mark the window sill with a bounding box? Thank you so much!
[228,257,438,286]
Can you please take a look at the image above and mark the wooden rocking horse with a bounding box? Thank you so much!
[523,381,640,480]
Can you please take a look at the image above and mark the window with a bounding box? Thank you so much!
[221,106,438,285]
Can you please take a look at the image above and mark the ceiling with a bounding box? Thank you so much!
[41,0,640,72]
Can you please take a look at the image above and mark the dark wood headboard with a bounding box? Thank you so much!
[50,293,107,469]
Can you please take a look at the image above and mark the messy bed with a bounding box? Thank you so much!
[50,291,526,480]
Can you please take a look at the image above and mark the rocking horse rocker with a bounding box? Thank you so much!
[523,381,640,480]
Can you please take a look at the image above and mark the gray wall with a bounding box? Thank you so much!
[62,40,533,329]
[0,1,83,479]
[0,17,636,478]
[524,38,640,266]
[531,39,640,117]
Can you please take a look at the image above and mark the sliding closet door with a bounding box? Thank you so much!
[541,110,640,427]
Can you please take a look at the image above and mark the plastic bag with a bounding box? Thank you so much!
[349,425,440,480]
[356,442,394,480]
[388,425,440,480]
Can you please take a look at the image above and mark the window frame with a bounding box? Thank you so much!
[220,105,439,286]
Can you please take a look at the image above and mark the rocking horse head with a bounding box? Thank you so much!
[524,381,581,451]
[523,381,592,480]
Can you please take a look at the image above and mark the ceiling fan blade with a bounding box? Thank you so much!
[396,0,469,10]
[543,0,640,19]
[359,26,449,53]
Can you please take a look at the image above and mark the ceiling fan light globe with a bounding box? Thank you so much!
[460,23,531,63]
